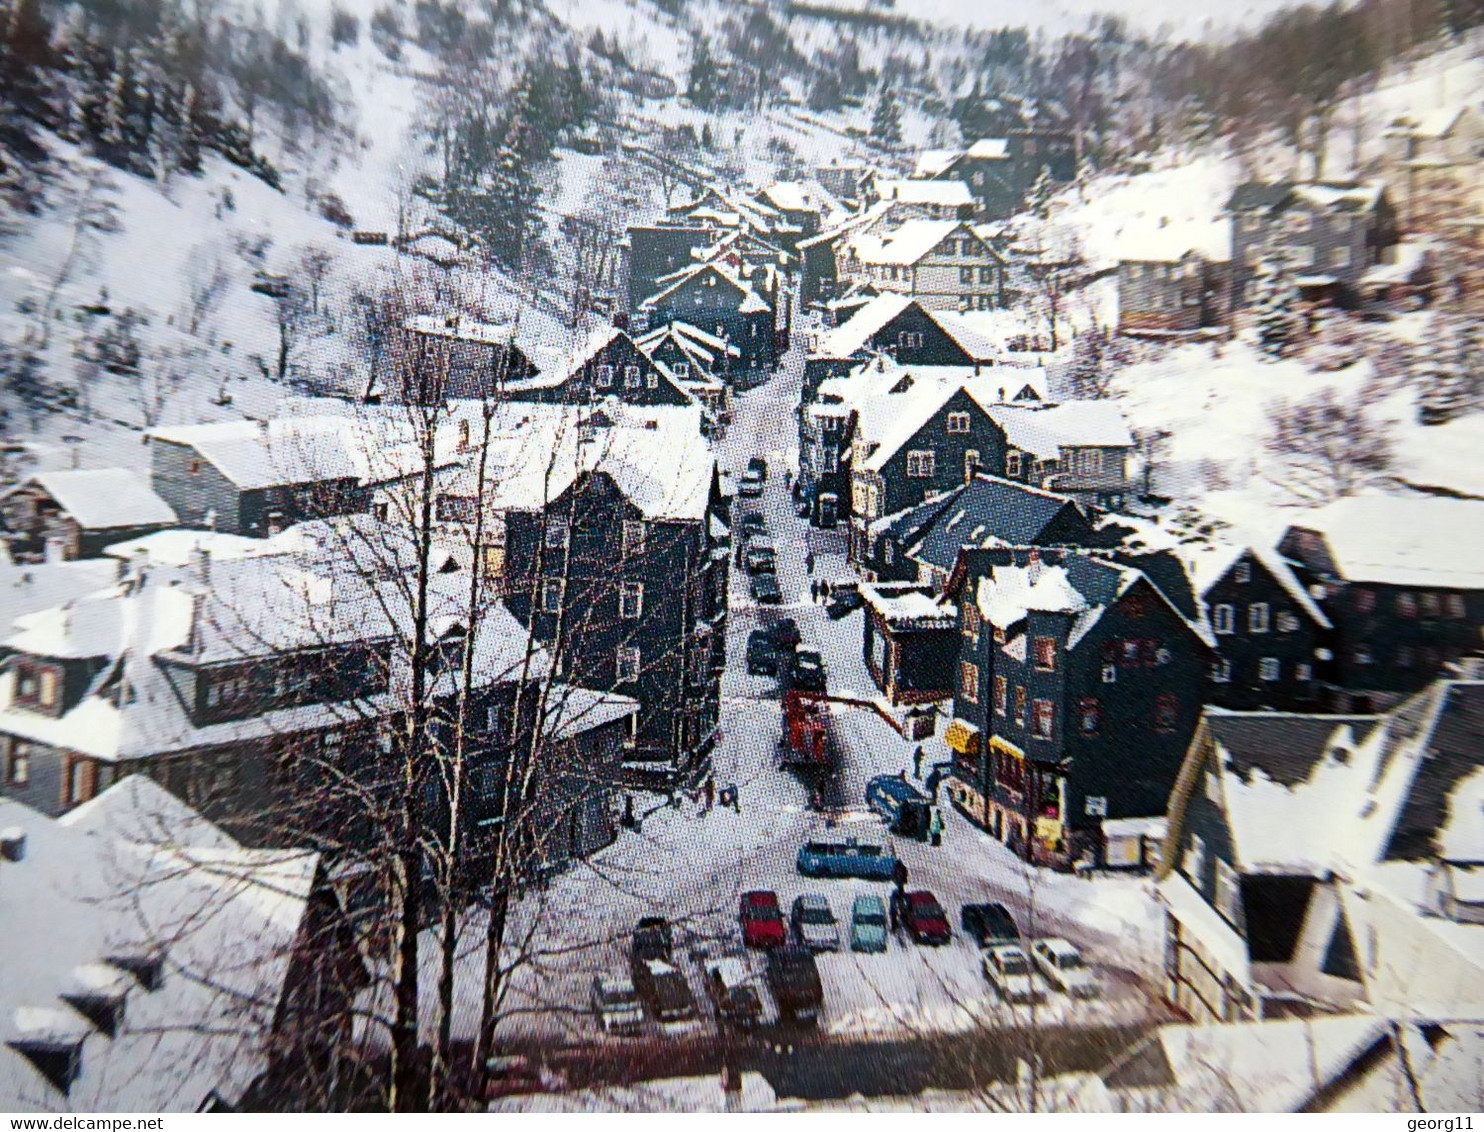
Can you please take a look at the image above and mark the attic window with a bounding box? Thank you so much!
[596,364,614,388]
[7,1033,83,1095]
[108,949,167,992]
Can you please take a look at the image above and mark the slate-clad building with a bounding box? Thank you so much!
[0,469,176,562]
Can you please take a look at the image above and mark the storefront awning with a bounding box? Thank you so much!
[945,717,981,756]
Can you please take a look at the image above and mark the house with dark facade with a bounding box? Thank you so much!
[1158,677,1484,1024]
[1277,495,1484,711]
[382,314,539,404]
[1183,541,1332,711]
[625,224,718,311]
[149,417,418,538]
[637,261,780,376]
[942,546,1214,868]
[1114,224,1231,336]
[502,326,697,411]
[846,383,1011,565]
[865,473,1105,588]
[496,411,727,789]
[751,180,843,253]
[864,178,977,221]
[837,218,1008,313]
[987,401,1137,511]
[912,130,1078,218]
[861,582,958,705]
[1227,181,1398,308]
[0,469,176,562]
[634,321,738,424]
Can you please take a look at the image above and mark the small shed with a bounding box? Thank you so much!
[861,582,957,705]
[1101,816,1167,871]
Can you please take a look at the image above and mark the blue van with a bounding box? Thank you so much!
[866,775,932,841]
[796,838,900,880]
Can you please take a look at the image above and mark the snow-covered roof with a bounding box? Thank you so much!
[640,261,770,315]
[0,559,122,638]
[1359,240,1435,286]
[1285,494,1484,589]
[987,402,1135,460]
[1113,220,1230,264]
[1228,181,1386,215]
[860,583,955,630]
[873,179,974,208]
[912,149,961,178]
[20,470,176,530]
[543,687,638,742]
[1385,106,1469,140]
[966,138,1011,160]
[811,292,916,359]
[403,313,518,344]
[0,776,317,1112]
[150,416,425,491]
[103,529,290,566]
[858,219,970,267]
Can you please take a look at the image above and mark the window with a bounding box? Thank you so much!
[906,450,935,478]
[1031,698,1054,740]
[37,669,58,709]
[979,266,994,284]
[645,371,658,389]
[1396,593,1416,617]
[1296,662,1313,682]
[541,580,563,614]
[1185,832,1206,883]
[962,603,981,640]
[1277,611,1300,633]
[545,519,569,550]
[1234,561,1251,584]
[1354,588,1376,613]
[960,267,974,284]
[436,494,477,523]
[622,520,646,557]
[1447,594,1467,619]
[1077,449,1103,475]
[993,675,1008,716]
[1420,592,1441,619]
[1213,604,1235,635]
[1006,452,1022,477]
[895,330,924,350]
[1332,246,1351,268]
[1212,658,1232,683]
[624,364,641,388]
[64,758,94,807]
[1248,602,1270,633]
[7,743,30,786]
[1259,657,1281,682]
[596,364,614,388]
[619,581,644,619]
[1353,642,1374,666]
[1014,685,1026,725]
[1102,663,1117,683]
[1216,859,1240,923]
[1285,212,1312,232]
[617,646,641,682]
[1032,637,1057,672]
[673,361,689,379]
[1286,244,1315,267]
[964,450,979,483]
[961,661,980,703]
[1122,639,1142,665]
[946,412,971,434]
[1078,697,1101,736]
[1154,692,1178,733]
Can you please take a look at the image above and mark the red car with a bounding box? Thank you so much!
[739,890,787,949]
[893,890,952,946]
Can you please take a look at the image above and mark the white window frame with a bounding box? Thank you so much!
[1213,604,1235,635]
[1185,832,1206,884]
[596,364,615,388]
[541,580,564,614]
[619,581,644,619]
[622,520,646,557]
[545,519,570,550]
[1259,656,1281,682]
[1006,452,1022,477]
[1212,658,1232,683]
[623,364,641,389]
[1249,602,1270,634]
[1215,858,1239,923]
[906,450,936,478]
[617,646,641,682]
[946,412,971,434]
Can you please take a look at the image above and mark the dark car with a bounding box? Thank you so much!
[788,649,826,693]
[769,617,801,649]
[633,957,698,1022]
[747,456,768,482]
[703,959,764,1028]
[740,889,788,949]
[751,572,782,604]
[739,512,767,540]
[746,629,779,676]
[765,946,824,1025]
[962,902,1019,950]
[630,916,674,972]
[745,539,777,575]
[893,890,952,946]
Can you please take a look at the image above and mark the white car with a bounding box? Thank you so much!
[982,944,1047,1005]
[791,893,841,952]
[1030,938,1100,999]
[590,974,644,1035]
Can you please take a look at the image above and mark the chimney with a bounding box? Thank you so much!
[1027,546,1043,584]
[189,545,211,587]
[43,537,66,564]
[1,827,25,862]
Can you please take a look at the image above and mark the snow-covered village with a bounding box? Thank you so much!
[0,0,1482,1116]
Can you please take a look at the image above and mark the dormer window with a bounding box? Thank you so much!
[596,364,614,388]
[7,1009,87,1095]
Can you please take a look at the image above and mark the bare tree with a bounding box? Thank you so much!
[184,248,231,336]
[1263,386,1396,503]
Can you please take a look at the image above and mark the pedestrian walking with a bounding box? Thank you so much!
[929,806,944,847]
[704,777,715,812]
[912,744,925,779]
[805,550,815,575]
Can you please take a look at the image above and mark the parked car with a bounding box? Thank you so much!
[746,629,780,676]
[961,902,1019,950]
[850,894,888,953]
[739,511,767,540]
[739,889,787,949]
[790,893,841,951]
[745,539,777,574]
[484,1054,546,1100]
[866,774,932,840]
[824,583,864,620]
[982,945,1046,1005]
[766,946,824,1025]
[633,957,699,1022]
[590,975,644,1035]
[1030,938,1100,999]
[893,890,952,946]
[796,837,901,880]
[630,916,674,971]
[703,958,764,1028]
[738,468,764,498]
[769,617,801,649]
[747,456,768,482]
[788,648,826,693]
[751,572,782,604]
